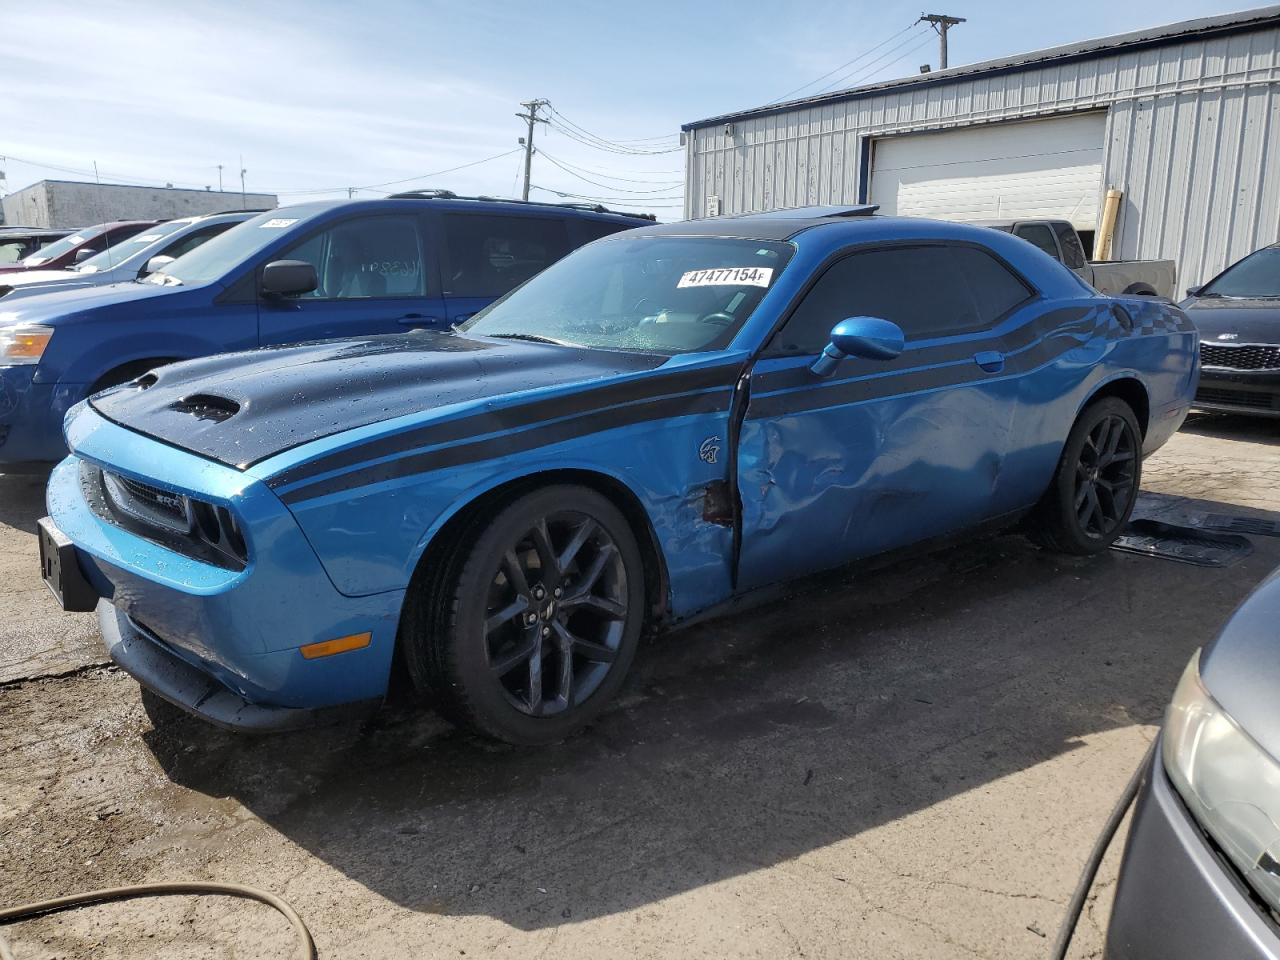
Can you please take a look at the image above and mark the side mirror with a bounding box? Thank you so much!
[73,247,99,264]
[811,316,905,377]
[261,260,318,298]
[142,255,175,277]
[1185,285,1203,298]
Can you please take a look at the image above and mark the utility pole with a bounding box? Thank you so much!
[918,13,966,69]
[516,98,549,201]
[239,155,246,206]
[217,164,224,192]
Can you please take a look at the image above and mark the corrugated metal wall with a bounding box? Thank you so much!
[685,24,1280,286]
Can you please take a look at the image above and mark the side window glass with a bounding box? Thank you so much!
[280,216,425,300]
[580,220,632,244]
[1013,223,1061,262]
[443,214,571,298]
[950,246,1035,323]
[161,225,231,262]
[770,246,982,354]
[1051,222,1087,269]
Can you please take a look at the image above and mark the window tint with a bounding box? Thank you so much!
[1051,222,1087,269]
[949,246,1034,323]
[579,219,634,244]
[1014,223,1061,262]
[1201,246,1280,298]
[281,215,425,300]
[444,214,571,298]
[162,223,235,262]
[772,246,991,354]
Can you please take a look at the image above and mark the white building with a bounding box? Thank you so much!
[2,180,277,229]
[681,6,1280,288]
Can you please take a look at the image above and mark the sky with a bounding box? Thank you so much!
[0,0,1269,219]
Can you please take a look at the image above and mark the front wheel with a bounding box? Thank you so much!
[402,485,646,744]
[1030,397,1142,555]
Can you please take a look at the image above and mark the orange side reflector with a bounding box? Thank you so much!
[300,632,372,660]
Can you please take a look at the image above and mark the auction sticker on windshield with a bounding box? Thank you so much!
[678,266,773,288]
[259,218,299,229]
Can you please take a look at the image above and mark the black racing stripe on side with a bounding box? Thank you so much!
[280,388,733,504]
[268,363,741,490]
[747,330,1087,420]
[750,307,1094,394]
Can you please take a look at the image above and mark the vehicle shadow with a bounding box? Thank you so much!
[1182,411,1280,446]
[0,471,50,534]
[142,492,1280,931]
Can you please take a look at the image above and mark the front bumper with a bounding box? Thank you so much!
[99,601,379,732]
[1195,367,1280,418]
[1106,746,1280,959]
[48,408,406,727]
[0,365,85,464]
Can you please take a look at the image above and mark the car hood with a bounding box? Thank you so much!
[89,331,671,468]
[0,279,183,323]
[1201,568,1280,762]
[1182,298,1280,343]
[0,268,82,288]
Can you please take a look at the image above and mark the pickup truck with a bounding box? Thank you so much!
[976,218,1176,299]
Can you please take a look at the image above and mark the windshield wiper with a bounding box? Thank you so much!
[486,332,573,346]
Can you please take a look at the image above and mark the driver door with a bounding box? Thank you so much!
[735,242,1037,591]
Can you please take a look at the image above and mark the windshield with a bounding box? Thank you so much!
[20,228,101,266]
[460,236,794,354]
[1201,246,1280,299]
[74,220,189,273]
[146,210,310,287]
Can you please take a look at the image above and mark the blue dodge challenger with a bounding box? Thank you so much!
[40,206,1198,743]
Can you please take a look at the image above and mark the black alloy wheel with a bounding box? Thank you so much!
[1031,397,1143,555]
[484,512,629,717]
[403,485,645,744]
[1072,412,1138,540]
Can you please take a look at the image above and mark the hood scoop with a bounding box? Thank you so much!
[169,393,240,423]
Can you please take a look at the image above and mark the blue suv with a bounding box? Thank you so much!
[0,192,652,467]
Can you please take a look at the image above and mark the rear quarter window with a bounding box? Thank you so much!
[443,214,572,298]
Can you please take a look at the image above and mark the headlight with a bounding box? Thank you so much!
[0,323,53,364]
[1164,650,1280,914]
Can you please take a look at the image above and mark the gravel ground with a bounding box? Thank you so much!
[1,413,1277,960]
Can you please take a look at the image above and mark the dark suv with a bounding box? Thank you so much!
[0,193,654,465]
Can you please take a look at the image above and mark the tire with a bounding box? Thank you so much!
[1030,397,1142,555]
[1121,282,1158,297]
[401,485,646,745]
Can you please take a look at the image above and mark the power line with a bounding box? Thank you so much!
[767,22,919,104]
[531,185,684,208]
[537,152,682,182]
[816,27,934,94]
[546,107,682,155]
[538,152,683,194]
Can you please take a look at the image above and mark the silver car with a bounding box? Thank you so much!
[0,212,258,301]
[1107,566,1280,958]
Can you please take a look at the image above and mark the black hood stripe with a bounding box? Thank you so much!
[267,362,742,490]
[278,386,734,504]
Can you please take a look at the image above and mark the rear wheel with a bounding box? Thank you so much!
[402,485,645,744]
[1031,397,1142,555]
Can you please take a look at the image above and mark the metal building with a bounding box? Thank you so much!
[1,180,277,229]
[681,6,1280,288]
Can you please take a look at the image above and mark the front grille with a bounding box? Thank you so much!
[1201,343,1280,370]
[1195,387,1279,410]
[103,471,192,533]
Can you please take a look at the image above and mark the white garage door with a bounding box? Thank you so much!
[869,113,1107,229]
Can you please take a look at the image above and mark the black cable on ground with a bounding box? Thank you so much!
[0,881,315,960]
[1050,738,1157,960]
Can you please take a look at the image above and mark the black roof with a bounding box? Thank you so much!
[384,189,657,221]
[620,204,879,240]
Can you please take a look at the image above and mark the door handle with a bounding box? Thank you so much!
[973,350,1005,373]
[397,314,442,326]
[452,313,475,323]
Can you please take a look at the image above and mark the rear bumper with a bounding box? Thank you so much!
[1194,367,1280,418]
[99,601,379,732]
[0,365,83,463]
[1105,747,1280,959]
